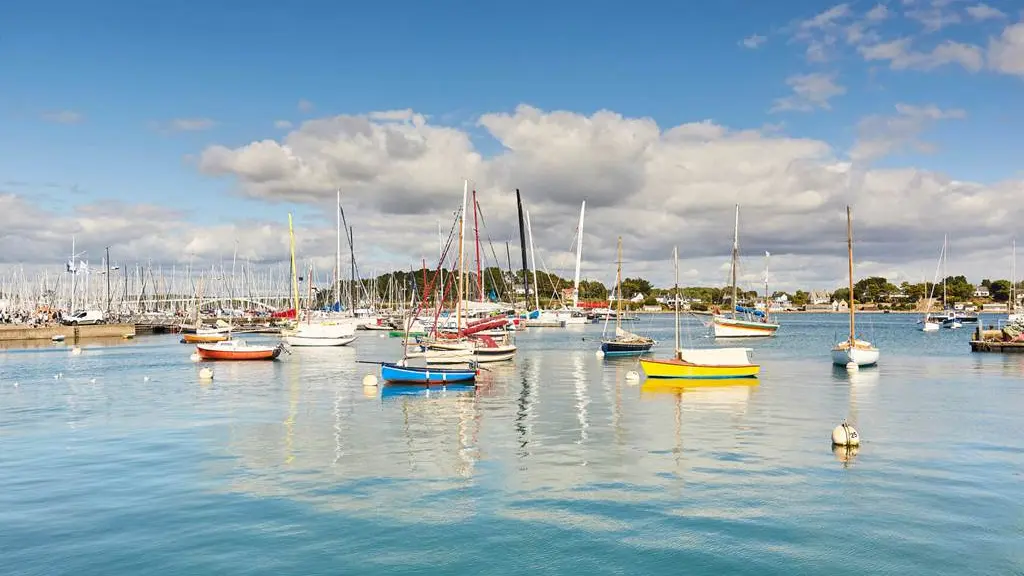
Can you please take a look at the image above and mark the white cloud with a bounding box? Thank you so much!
[987,21,1024,76]
[800,4,853,30]
[41,110,84,124]
[181,105,1024,290]
[905,6,962,32]
[770,73,847,112]
[966,4,1006,21]
[866,4,890,21]
[741,34,767,49]
[298,99,315,113]
[859,38,984,71]
[851,103,966,162]
[274,120,293,129]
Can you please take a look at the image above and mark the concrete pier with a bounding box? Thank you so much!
[0,324,136,342]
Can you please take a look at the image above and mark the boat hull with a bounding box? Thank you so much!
[283,334,356,347]
[380,363,477,384]
[830,343,879,366]
[639,357,760,379]
[600,340,654,356]
[712,317,779,338]
[182,333,229,344]
[196,343,283,361]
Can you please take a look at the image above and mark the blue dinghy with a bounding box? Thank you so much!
[380,362,477,384]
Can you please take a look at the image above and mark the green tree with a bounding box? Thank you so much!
[853,276,898,303]
[990,279,1012,302]
[833,287,851,305]
[792,290,809,307]
[620,277,653,299]
[942,275,974,303]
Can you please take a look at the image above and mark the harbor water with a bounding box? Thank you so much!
[1,314,1021,574]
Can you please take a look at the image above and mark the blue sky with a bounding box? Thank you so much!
[1,0,1023,286]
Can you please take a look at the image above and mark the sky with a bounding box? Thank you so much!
[1,0,1023,292]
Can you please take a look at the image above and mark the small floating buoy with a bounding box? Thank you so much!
[379,333,386,338]
[846,361,858,372]
[362,374,378,387]
[831,420,860,447]
[89,378,96,384]
[189,353,200,363]
[71,346,82,356]
[595,350,605,358]
[625,370,640,381]
[143,376,150,382]
[199,367,214,380]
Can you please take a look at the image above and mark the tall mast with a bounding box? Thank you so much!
[525,209,540,311]
[70,236,76,314]
[764,251,770,323]
[516,189,529,310]
[336,189,342,313]
[573,200,586,309]
[615,236,623,333]
[731,204,739,319]
[473,189,483,302]
[942,233,948,307]
[1013,238,1017,312]
[457,180,468,334]
[288,214,300,321]
[847,206,855,344]
[349,226,355,312]
[674,245,680,359]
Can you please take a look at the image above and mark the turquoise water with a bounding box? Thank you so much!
[2,314,1022,575]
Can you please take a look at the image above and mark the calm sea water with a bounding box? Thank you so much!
[1,314,1022,575]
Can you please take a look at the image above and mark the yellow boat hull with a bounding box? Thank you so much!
[639,357,759,379]
[182,333,230,344]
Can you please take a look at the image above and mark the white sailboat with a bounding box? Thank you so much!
[831,206,880,367]
[920,236,944,332]
[712,205,779,338]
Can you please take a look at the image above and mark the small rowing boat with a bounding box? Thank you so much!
[380,362,478,384]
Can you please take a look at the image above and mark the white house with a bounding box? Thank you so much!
[974,287,990,298]
[810,290,832,305]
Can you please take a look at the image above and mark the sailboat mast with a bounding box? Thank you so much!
[573,200,586,309]
[349,226,355,313]
[731,204,739,319]
[1012,239,1017,312]
[516,189,529,310]
[764,252,770,323]
[847,206,855,344]
[674,245,680,359]
[615,236,623,332]
[942,233,948,307]
[288,214,300,321]
[457,180,468,334]
[525,209,540,311]
[473,189,482,302]
[336,189,342,312]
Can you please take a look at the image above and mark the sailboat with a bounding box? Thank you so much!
[423,181,516,364]
[712,205,780,338]
[831,206,880,367]
[640,247,760,379]
[600,237,654,356]
[920,236,944,332]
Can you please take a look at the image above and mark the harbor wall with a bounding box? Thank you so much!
[0,324,136,342]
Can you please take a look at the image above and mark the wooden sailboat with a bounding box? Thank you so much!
[831,206,880,367]
[196,339,284,361]
[600,237,654,356]
[712,205,779,338]
[640,247,760,379]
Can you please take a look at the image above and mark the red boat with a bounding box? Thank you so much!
[195,339,284,361]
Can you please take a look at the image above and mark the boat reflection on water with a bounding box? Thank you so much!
[640,378,759,413]
[380,384,476,398]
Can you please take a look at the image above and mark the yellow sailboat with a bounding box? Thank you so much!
[639,246,760,380]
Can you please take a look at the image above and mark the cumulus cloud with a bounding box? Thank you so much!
[154,118,219,132]
[770,73,847,112]
[987,21,1024,76]
[866,4,890,21]
[184,105,1024,290]
[41,110,84,124]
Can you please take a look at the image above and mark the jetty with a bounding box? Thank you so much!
[0,324,136,342]
[969,323,1024,353]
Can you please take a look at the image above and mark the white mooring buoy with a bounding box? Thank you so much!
[363,374,379,387]
[190,352,200,363]
[831,420,860,447]
[199,367,214,380]
[625,370,640,381]
[71,346,82,356]
[595,350,605,358]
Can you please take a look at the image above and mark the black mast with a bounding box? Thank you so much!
[516,189,529,307]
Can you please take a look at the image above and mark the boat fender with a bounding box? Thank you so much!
[831,420,860,447]
[199,367,214,380]
[190,352,200,362]
[595,350,605,358]
[362,374,378,387]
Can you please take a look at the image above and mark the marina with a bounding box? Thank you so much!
[1,313,1021,574]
